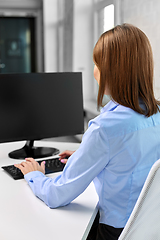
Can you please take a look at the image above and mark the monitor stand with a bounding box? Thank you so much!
[8,140,60,160]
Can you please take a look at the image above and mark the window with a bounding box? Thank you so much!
[104,4,114,31]
[93,0,118,105]
[97,4,114,37]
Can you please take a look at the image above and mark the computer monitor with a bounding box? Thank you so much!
[0,72,84,159]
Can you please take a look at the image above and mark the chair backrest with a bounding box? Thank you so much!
[118,159,160,240]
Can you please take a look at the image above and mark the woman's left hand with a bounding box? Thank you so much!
[14,158,45,175]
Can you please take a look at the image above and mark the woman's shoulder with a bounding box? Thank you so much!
[91,103,159,138]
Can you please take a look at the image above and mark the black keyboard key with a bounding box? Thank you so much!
[2,157,65,180]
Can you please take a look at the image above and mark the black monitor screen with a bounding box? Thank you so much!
[0,72,84,159]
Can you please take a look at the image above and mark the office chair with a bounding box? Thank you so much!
[118,159,160,240]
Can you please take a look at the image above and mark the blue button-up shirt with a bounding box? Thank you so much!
[25,100,160,228]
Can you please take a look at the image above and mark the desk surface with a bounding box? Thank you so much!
[0,141,98,240]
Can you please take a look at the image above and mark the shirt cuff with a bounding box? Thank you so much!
[24,171,45,182]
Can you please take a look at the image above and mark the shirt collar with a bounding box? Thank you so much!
[101,100,119,113]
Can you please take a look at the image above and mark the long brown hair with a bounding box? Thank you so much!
[93,23,160,117]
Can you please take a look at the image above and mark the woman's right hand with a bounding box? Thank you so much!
[59,150,75,164]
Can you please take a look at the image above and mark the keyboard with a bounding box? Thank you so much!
[2,157,65,180]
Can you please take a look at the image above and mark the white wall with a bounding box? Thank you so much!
[43,0,58,72]
[72,0,94,102]
[43,0,160,100]
[121,0,160,99]
[43,0,96,105]
[43,0,96,103]
[0,0,42,9]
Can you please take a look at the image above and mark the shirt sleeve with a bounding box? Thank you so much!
[24,120,110,208]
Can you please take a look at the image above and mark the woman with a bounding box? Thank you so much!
[15,24,160,240]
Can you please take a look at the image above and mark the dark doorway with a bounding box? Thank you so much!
[0,17,36,73]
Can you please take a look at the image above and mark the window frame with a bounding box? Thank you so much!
[92,0,121,103]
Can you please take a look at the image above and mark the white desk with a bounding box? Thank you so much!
[0,141,98,240]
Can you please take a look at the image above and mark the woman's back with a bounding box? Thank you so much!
[92,100,160,228]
